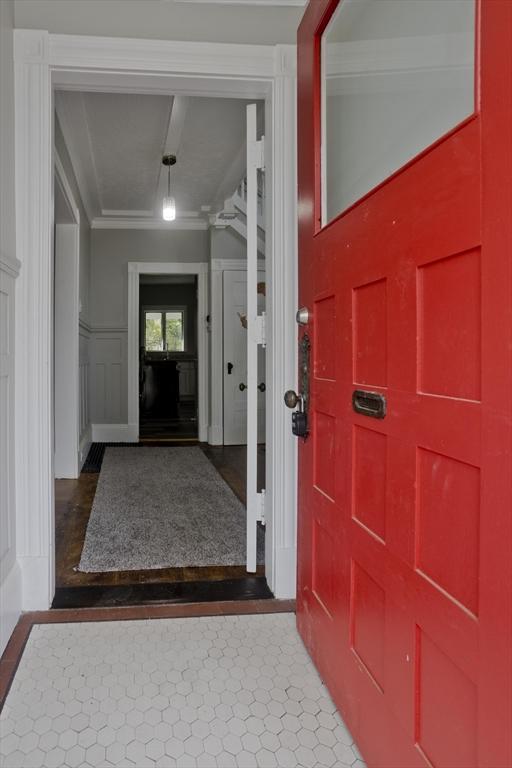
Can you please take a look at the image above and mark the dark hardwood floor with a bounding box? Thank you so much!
[54,443,267,606]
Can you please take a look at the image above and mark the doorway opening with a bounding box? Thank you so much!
[139,274,199,441]
[14,31,298,614]
[52,89,270,609]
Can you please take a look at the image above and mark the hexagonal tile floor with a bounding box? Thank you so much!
[0,613,366,767]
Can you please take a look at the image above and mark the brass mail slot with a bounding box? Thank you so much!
[352,390,386,419]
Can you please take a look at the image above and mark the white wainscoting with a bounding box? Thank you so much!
[0,253,22,653]
[90,328,128,427]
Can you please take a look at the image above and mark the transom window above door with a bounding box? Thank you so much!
[320,0,476,226]
[144,309,185,352]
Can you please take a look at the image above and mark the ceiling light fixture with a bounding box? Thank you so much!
[162,154,177,221]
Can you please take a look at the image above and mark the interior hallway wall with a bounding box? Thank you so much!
[89,228,209,426]
[0,0,22,653]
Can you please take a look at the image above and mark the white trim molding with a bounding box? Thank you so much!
[92,217,208,230]
[13,29,297,607]
[128,262,209,444]
[14,28,55,611]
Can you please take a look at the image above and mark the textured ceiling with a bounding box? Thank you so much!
[84,92,173,213]
[55,91,262,226]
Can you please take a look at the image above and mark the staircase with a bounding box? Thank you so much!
[210,175,266,256]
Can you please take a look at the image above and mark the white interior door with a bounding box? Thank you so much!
[223,269,265,446]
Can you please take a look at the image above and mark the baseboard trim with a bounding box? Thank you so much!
[19,556,52,611]
[0,562,22,655]
[208,424,223,445]
[91,423,138,443]
[271,546,297,600]
[78,425,92,469]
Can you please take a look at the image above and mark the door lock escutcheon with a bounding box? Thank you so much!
[284,333,310,437]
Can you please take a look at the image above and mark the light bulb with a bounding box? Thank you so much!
[162,196,176,221]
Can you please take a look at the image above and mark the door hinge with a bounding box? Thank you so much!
[254,311,266,347]
[256,489,266,526]
[249,137,265,171]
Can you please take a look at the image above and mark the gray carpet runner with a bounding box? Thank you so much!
[78,446,264,572]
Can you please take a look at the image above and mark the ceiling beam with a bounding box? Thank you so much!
[54,91,102,223]
[153,95,190,216]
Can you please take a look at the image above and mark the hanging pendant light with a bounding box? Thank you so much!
[162,154,177,221]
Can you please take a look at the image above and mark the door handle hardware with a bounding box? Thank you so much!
[352,390,386,419]
[227,362,234,374]
[239,383,247,391]
[296,307,310,325]
[258,382,266,392]
[284,390,302,409]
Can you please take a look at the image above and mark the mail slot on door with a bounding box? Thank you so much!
[352,390,387,419]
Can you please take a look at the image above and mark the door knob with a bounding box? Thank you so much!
[239,383,247,391]
[258,382,266,392]
[296,307,310,325]
[284,389,302,409]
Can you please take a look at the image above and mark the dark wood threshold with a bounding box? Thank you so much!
[0,598,295,713]
[51,576,273,608]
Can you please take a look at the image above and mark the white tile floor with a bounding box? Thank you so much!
[0,613,365,768]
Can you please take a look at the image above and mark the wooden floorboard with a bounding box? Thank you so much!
[55,443,266,591]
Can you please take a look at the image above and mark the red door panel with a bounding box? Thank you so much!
[296,2,512,766]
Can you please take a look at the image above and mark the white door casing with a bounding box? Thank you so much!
[223,269,266,446]
[13,31,297,606]
[127,262,208,443]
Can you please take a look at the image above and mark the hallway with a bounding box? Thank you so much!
[54,445,268,609]
[0,608,365,768]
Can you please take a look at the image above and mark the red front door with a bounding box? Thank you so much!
[296,1,512,766]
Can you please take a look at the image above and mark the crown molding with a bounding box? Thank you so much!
[48,35,276,79]
[91,217,208,230]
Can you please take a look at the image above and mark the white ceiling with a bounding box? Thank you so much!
[55,90,261,229]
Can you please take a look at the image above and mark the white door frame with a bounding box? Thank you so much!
[128,262,208,443]
[13,30,297,608]
[54,152,81,478]
[210,258,265,446]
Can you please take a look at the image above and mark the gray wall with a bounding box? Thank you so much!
[210,227,247,262]
[55,117,91,323]
[90,229,208,327]
[14,0,302,45]
[89,228,208,424]
[140,283,197,355]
